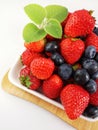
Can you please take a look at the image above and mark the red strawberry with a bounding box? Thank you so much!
[19,66,41,90]
[61,12,71,27]
[60,84,89,120]
[85,32,98,52]
[21,49,41,66]
[30,57,55,80]
[64,9,95,37]
[24,39,45,53]
[90,83,98,106]
[60,38,85,64]
[20,66,30,77]
[42,74,63,99]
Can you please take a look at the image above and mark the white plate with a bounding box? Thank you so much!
[8,56,98,122]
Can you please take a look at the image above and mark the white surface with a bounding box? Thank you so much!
[0,0,98,130]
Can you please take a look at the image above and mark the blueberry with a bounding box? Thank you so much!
[79,56,88,64]
[74,69,90,85]
[45,41,59,53]
[85,46,96,59]
[93,27,98,36]
[92,71,98,80]
[83,104,98,119]
[95,53,98,62]
[51,52,65,66]
[58,63,73,80]
[82,59,98,74]
[84,79,97,94]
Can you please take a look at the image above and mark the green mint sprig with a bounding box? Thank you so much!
[23,4,68,42]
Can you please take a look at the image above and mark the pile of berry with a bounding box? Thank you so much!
[19,9,98,120]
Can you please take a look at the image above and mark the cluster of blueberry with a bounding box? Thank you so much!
[44,27,98,118]
[81,33,98,118]
[76,46,98,118]
[45,40,98,94]
[76,46,98,93]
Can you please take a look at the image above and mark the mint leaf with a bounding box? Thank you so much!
[23,23,47,42]
[44,19,62,39]
[45,5,68,23]
[24,4,46,24]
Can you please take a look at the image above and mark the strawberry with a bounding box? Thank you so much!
[64,9,95,37]
[21,49,41,66]
[24,39,45,53]
[42,74,63,99]
[85,32,98,52]
[30,57,55,79]
[19,66,41,90]
[61,12,71,28]
[60,84,89,120]
[90,84,98,106]
[20,66,30,77]
[60,38,85,64]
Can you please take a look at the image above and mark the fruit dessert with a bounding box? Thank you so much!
[19,4,98,120]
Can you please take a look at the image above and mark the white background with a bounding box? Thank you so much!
[0,0,98,130]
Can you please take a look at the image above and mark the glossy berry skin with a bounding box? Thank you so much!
[79,57,88,65]
[24,39,45,53]
[30,57,55,80]
[60,38,85,64]
[85,45,96,59]
[51,52,65,66]
[82,59,98,75]
[83,104,98,119]
[42,74,63,99]
[91,71,98,80]
[45,41,59,53]
[19,66,41,90]
[85,32,98,52]
[93,27,98,36]
[60,84,89,120]
[95,53,98,62]
[64,9,95,37]
[90,87,98,106]
[84,79,97,94]
[74,69,90,85]
[21,49,41,66]
[58,63,73,80]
